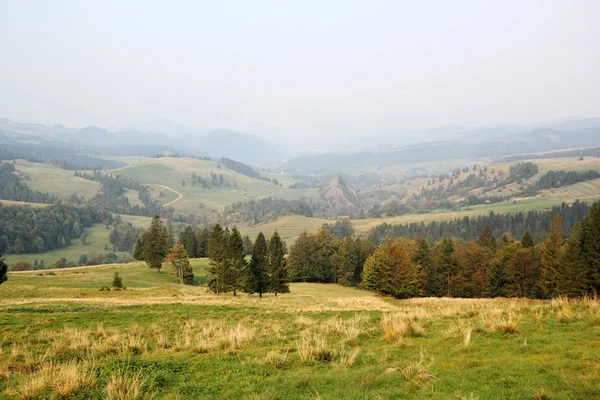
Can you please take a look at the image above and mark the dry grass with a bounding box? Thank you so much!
[262,350,290,368]
[296,333,336,363]
[104,372,148,400]
[401,350,435,387]
[333,347,360,369]
[479,308,520,334]
[463,327,473,348]
[380,313,425,342]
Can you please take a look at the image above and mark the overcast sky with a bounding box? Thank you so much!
[1,0,599,143]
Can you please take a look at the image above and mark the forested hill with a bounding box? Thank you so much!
[368,201,593,244]
[0,203,110,254]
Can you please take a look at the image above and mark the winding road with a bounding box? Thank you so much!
[159,185,183,206]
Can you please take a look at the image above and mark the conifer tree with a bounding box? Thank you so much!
[112,272,124,289]
[581,203,600,294]
[268,231,289,296]
[540,214,565,298]
[143,216,168,273]
[165,244,195,285]
[245,232,269,296]
[179,226,197,258]
[196,227,210,257]
[558,223,586,297]
[333,234,361,287]
[225,227,246,296]
[0,254,7,286]
[208,224,228,294]
[521,230,534,248]
[413,238,433,295]
[478,225,497,252]
[434,238,459,297]
[133,231,149,260]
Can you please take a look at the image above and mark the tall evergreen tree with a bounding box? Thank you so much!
[143,216,168,273]
[179,226,197,258]
[0,254,7,286]
[133,231,149,260]
[268,231,289,296]
[245,232,269,296]
[478,225,497,252]
[581,203,600,294]
[242,235,254,256]
[521,230,534,248]
[558,223,586,297]
[165,244,195,285]
[540,214,565,298]
[225,227,246,296]
[412,238,433,295]
[196,227,210,257]
[208,224,228,294]
[433,238,459,297]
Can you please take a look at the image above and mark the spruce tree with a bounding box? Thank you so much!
[521,230,534,248]
[540,214,565,298]
[225,227,246,296]
[245,232,269,296]
[133,231,149,260]
[268,231,289,296]
[112,272,124,289]
[143,216,168,273]
[558,223,586,297]
[208,224,228,294]
[165,244,195,285]
[581,203,600,295]
[0,254,7,286]
[179,226,197,258]
[478,225,497,252]
[413,238,433,295]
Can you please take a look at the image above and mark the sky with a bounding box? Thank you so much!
[1,0,599,145]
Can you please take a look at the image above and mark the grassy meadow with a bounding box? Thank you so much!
[1,262,599,399]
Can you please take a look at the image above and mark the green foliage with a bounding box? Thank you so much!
[112,271,124,289]
[581,203,600,294]
[0,254,7,285]
[143,216,168,273]
[268,232,289,295]
[208,224,228,294]
[165,244,195,285]
[225,227,246,296]
[245,232,269,296]
[178,226,197,258]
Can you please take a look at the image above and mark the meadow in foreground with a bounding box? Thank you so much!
[1,262,599,399]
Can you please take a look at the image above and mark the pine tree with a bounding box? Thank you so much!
[133,231,149,260]
[558,223,586,297]
[333,234,361,287]
[581,203,600,295]
[434,238,459,297]
[521,230,534,248]
[208,224,228,294]
[540,214,565,298]
[196,227,210,257]
[268,231,289,296]
[242,235,254,256]
[225,227,246,296]
[143,216,168,273]
[245,232,269,296]
[478,225,497,252]
[179,226,197,258]
[112,272,124,289]
[0,254,7,286]
[413,238,433,295]
[362,247,392,294]
[165,244,195,285]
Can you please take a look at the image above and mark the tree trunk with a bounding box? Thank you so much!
[233,288,237,297]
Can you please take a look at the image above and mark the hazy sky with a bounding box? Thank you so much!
[1,0,599,143]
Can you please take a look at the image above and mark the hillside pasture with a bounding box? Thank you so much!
[0,263,598,399]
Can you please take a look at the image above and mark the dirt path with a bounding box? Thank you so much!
[159,185,183,206]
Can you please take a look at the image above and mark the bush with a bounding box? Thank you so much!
[11,261,32,271]
[112,272,124,290]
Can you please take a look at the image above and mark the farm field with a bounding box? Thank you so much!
[1,262,599,399]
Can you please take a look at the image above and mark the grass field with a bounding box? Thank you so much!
[1,262,599,399]
[110,157,320,216]
[14,160,101,200]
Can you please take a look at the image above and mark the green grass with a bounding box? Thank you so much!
[1,264,599,399]
[110,157,320,215]
[461,197,563,213]
[14,160,101,199]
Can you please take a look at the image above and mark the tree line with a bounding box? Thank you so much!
[286,202,600,299]
[368,201,592,244]
[0,161,57,204]
[132,216,289,295]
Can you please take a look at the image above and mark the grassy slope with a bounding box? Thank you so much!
[1,263,599,399]
[14,160,101,199]
[110,157,320,215]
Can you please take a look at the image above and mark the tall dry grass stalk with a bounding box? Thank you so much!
[104,372,148,400]
[380,313,425,342]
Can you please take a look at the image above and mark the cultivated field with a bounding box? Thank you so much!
[1,262,598,399]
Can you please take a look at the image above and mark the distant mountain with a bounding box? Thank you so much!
[189,129,286,166]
